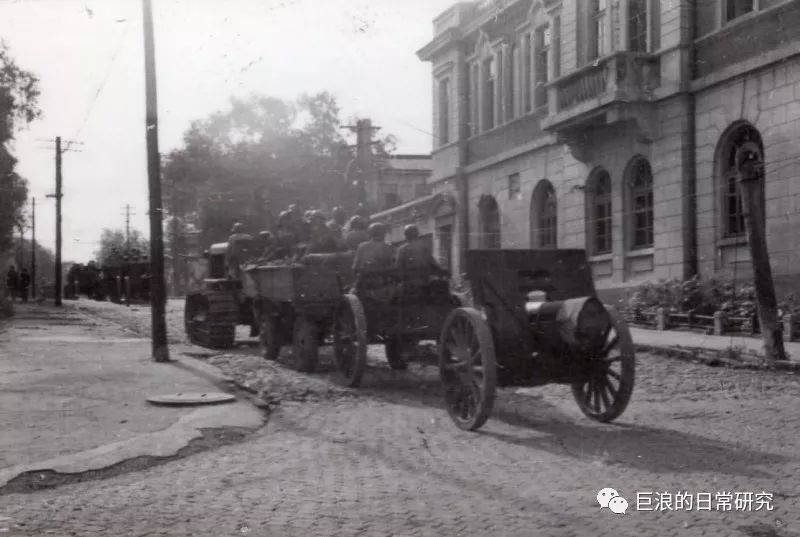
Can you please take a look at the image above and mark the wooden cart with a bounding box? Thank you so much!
[243,252,354,372]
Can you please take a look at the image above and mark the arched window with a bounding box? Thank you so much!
[625,157,654,250]
[586,169,612,255]
[718,123,764,238]
[531,180,557,248]
[479,195,501,249]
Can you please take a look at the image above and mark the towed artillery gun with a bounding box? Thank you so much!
[333,248,635,431]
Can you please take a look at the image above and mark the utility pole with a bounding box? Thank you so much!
[343,119,381,214]
[122,204,135,249]
[42,136,81,307]
[143,0,169,362]
[54,136,63,307]
[31,197,36,299]
[736,142,786,364]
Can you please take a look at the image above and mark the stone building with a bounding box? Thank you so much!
[405,0,800,301]
[368,155,433,212]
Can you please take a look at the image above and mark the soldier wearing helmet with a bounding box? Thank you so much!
[352,222,394,274]
[343,215,369,251]
[305,210,339,254]
[395,223,445,278]
[226,222,254,279]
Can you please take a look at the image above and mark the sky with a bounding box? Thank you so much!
[0,0,455,262]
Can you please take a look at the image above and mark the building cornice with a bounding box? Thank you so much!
[417,28,462,62]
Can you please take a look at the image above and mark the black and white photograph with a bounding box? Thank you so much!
[1,0,799,535]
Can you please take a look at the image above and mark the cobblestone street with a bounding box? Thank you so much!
[0,300,798,536]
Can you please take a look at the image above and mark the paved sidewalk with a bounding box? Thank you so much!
[0,303,264,487]
[630,326,800,362]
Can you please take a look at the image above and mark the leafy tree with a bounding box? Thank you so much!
[162,91,380,249]
[1,41,40,312]
[94,228,150,266]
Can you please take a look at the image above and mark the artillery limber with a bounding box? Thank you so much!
[331,267,463,387]
[243,252,355,372]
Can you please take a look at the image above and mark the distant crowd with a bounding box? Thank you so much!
[4,265,31,303]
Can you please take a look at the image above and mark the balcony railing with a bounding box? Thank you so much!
[542,52,661,131]
[558,65,610,111]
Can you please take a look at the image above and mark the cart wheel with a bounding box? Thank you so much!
[571,307,635,423]
[289,316,318,373]
[259,311,283,361]
[384,338,413,370]
[439,307,497,431]
[333,294,367,387]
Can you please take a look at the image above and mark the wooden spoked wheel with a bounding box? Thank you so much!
[289,316,319,373]
[438,307,497,431]
[258,308,282,361]
[333,294,368,387]
[571,307,635,422]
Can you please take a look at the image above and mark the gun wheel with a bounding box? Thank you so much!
[571,307,635,422]
[333,294,367,387]
[439,307,496,432]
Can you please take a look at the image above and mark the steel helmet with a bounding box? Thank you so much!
[403,224,420,240]
[231,222,245,233]
[368,222,387,240]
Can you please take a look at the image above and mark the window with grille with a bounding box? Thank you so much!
[534,24,550,108]
[534,181,557,248]
[470,63,480,135]
[483,57,496,130]
[726,0,755,22]
[627,159,654,249]
[552,16,561,78]
[508,43,518,121]
[438,78,450,146]
[589,0,608,61]
[588,170,612,255]
[523,33,533,113]
[479,196,501,249]
[629,0,648,51]
[508,173,521,200]
[438,224,453,274]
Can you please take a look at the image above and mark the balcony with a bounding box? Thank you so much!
[541,52,661,135]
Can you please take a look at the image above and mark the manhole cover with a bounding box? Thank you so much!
[146,392,236,406]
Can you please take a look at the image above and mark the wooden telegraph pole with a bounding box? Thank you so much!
[54,137,63,306]
[142,0,169,362]
[31,196,36,298]
[736,142,786,364]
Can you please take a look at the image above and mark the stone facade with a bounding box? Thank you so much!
[367,155,432,212]
[415,0,800,300]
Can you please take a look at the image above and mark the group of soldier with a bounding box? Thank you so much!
[226,204,445,279]
[5,265,32,303]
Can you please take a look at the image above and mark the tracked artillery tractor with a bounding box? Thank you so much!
[334,249,635,431]
[184,242,256,349]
